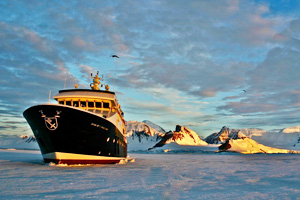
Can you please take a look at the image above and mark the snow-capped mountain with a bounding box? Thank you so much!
[2,122,300,154]
[0,135,38,150]
[219,137,300,154]
[250,131,300,150]
[238,128,267,137]
[236,126,300,150]
[142,120,166,134]
[148,125,209,151]
[126,120,165,137]
[126,121,210,151]
[170,125,208,146]
[204,126,300,150]
[126,120,166,151]
[127,122,210,151]
[280,126,300,133]
[204,126,247,144]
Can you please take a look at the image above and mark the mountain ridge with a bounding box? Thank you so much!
[1,120,300,153]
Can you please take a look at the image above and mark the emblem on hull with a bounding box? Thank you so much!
[40,110,61,131]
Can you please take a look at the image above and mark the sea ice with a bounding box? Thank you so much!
[1,149,300,199]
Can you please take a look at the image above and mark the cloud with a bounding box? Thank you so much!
[0,21,80,116]
[0,112,29,135]
[123,97,216,133]
[220,51,299,116]
[110,1,287,100]
[214,16,300,126]
[121,85,217,133]
[124,99,202,118]
[117,59,254,100]
[79,64,94,82]
[0,0,300,136]
[112,34,129,52]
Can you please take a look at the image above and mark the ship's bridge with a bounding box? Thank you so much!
[53,89,124,118]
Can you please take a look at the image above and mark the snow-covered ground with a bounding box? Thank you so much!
[1,149,300,199]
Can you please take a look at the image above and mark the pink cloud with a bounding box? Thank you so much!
[73,36,88,48]
[112,34,129,52]
[200,88,217,97]
[225,0,239,14]
[219,101,277,114]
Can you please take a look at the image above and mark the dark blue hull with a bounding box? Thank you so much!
[23,104,127,164]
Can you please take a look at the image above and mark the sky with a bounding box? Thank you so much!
[0,0,300,137]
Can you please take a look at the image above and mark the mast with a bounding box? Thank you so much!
[90,71,110,91]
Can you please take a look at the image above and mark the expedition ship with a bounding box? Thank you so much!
[23,72,127,164]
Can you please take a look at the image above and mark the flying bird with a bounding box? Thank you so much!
[243,90,246,93]
[111,55,119,58]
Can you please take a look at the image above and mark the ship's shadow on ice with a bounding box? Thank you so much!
[0,149,46,166]
[1,149,137,167]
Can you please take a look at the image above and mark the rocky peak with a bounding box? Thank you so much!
[205,126,247,144]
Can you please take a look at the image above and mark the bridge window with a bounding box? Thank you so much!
[95,102,102,108]
[81,101,86,107]
[103,102,110,109]
[66,101,71,106]
[88,101,94,108]
[73,101,79,107]
[58,101,64,105]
